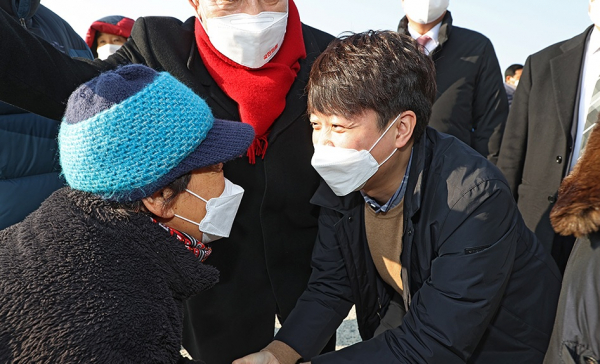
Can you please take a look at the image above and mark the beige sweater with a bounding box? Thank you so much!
[264,200,405,364]
[364,200,404,295]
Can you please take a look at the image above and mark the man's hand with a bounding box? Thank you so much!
[232,351,280,364]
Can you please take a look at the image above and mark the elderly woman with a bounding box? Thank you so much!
[0,2,333,361]
[0,64,254,363]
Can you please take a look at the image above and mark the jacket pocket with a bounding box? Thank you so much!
[464,244,492,255]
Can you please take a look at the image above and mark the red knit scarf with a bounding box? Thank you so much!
[195,0,306,163]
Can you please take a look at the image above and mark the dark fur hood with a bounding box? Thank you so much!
[551,123,600,237]
[0,187,218,362]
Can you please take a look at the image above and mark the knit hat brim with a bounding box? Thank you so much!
[134,119,254,201]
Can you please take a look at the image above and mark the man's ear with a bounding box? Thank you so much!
[394,110,417,149]
[142,188,176,219]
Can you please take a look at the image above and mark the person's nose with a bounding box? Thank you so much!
[244,0,265,15]
[313,129,334,147]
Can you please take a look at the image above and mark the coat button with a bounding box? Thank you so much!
[556,156,562,163]
[548,195,556,203]
[348,216,353,222]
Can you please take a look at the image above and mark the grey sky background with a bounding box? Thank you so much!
[43,0,593,74]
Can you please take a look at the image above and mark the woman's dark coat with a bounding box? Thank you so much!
[544,122,600,364]
[0,10,333,362]
[276,128,561,363]
[0,188,218,363]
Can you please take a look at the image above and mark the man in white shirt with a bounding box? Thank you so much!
[397,0,509,164]
[497,0,600,273]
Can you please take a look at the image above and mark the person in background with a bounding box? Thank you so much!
[0,64,255,363]
[497,0,600,273]
[504,63,523,107]
[85,15,135,60]
[544,117,600,364]
[235,30,560,364]
[0,1,334,362]
[397,0,508,164]
[0,0,92,230]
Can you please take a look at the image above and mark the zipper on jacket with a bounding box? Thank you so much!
[376,297,382,320]
[19,18,27,29]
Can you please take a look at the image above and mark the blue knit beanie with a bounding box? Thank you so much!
[59,64,254,202]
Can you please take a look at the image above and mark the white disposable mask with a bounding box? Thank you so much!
[311,115,400,196]
[402,0,449,24]
[174,178,244,244]
[96,43,122,60]
[201,10,288,69]
[590,0,600,27]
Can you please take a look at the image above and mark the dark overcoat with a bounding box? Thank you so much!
[497,26,593,269]
[398,12,508,164]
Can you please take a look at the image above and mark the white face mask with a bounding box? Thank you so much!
[201,10,288,69]
[311,115,400,197]
[590,0,600,27]
[402,0,449,25]
[174,178,244,244]
[96,43,122,60]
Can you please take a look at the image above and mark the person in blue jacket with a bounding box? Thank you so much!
[235,31,561,364]
[0,0,92,230]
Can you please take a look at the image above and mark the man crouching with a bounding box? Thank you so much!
[235,30,561,364]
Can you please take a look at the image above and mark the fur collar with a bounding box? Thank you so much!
[551,123,600,237]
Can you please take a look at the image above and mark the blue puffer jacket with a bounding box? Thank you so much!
[0,0,92,229]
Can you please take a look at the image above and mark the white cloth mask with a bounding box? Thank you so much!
[202,11,288,69]
[96,43,122,60]
[174,178,244,244]
[590,0,600,27]
[402,0,449,24]
[311,115,400,196]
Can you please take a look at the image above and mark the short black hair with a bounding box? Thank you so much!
[505,64,523,78]
[307,30,437,142]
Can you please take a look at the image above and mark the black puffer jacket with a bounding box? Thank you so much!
[276,128,561,363]
[0,0,92,230]
[0,188,218,363]
[398,12,508,164]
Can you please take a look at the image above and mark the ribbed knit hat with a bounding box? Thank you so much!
[59,64,254,202]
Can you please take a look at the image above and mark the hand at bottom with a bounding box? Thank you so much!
[232,351,280,364]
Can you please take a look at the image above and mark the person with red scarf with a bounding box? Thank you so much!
[0,0,333,362]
